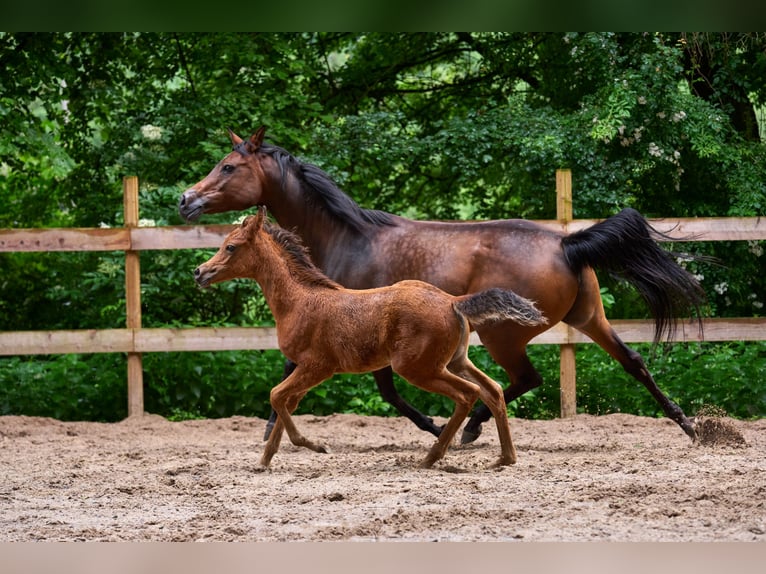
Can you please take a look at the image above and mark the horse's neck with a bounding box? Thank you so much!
[261,168,365,268]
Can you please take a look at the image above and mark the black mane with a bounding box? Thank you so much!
[264,222,342,290]
[258,143,396,233]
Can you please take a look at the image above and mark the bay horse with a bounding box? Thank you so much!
[194,207,546,468]
[179,126,707,444]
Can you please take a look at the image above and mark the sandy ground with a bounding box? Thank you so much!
[1,412,764,542]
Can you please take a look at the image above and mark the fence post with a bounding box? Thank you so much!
[123,176,144,417]
[556,169,577,418]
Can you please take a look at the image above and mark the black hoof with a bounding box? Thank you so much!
[460,425,482,445]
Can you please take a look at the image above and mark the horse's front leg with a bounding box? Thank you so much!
[373,366,444,437]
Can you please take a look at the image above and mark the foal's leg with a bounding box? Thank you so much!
[462,342,543,445]
[396,367,480,469]
[268,363,444,440]
[261,416,286,467]
[262,365,334,467]
[264,359,297,441]
[450,357,517,466]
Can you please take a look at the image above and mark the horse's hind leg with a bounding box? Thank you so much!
[373,366,444,437]
[578,318,697,441]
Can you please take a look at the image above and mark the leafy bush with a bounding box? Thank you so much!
[2,341,762,422]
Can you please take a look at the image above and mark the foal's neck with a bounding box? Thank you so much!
[248,231,332,319]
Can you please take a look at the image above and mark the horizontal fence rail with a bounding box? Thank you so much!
[1,174,765,418]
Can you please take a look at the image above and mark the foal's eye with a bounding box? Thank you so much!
[221,164,235,174]
[225,244,236,253]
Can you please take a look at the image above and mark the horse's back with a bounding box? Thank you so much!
[368,217,577,310]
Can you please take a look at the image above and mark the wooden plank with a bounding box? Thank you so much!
[0,329,134,355]
[2,217,763,254]
[130,224,235,250]
[0,228,130,252]
[2,319,762,358]
[536,216,766,242]
[468,317,766,346]
[556,169,576,418]
[134,327,280,352]
[123,176,144,417]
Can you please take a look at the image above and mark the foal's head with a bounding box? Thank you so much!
[194,207,268,288]
[194,206,341,291]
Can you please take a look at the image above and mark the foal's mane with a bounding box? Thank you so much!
[263,222,342,290]
[236,140,396,233]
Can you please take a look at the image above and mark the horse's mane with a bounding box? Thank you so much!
[263,222,342,290]
[257,143,397,233]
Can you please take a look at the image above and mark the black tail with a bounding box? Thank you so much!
[455,287,546,329]
[561,208,706,344]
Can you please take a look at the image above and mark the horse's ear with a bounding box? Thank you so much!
[228,127,243,147]
[246,126,266,154]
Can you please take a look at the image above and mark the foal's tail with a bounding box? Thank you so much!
[455,288,546,329]
[561,207,707,344]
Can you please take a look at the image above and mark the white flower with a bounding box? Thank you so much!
[713,282,728,295]
[138,218,156,227]
[754,301,764,309]
[637,96,647,105]
[747,241,763,257]
[672,111,687,122]
[140,124,163,141]
[648,142,662,157]
[657,111,666,119]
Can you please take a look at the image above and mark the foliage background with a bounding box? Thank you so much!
[1,32,764,422]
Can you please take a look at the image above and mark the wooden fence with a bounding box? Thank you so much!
[1,173,765,418]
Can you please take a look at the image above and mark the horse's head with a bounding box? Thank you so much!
[194,207,267,287]
[179,126,269,222]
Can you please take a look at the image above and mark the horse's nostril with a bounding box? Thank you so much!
[179,193,186,207]
[194,267,200,277]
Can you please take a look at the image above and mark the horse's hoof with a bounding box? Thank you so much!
[460,426,482,445]
[684,417,698,443]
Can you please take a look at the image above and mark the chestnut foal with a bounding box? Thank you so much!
[194,207,546,469]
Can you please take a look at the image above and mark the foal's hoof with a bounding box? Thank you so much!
[489,455,516,468]
[460,425,482,445]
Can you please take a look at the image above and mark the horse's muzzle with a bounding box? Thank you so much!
[178,189,203,222]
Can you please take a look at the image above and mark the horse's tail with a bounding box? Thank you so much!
[455,287,546,329]
[560,207,707,344]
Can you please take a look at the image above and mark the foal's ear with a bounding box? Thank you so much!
[246,126,266,154]
[227,127,243,147]
[243,206,267,235]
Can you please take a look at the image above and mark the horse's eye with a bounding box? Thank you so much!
[221,164,235,174]
[225,244,236,253]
